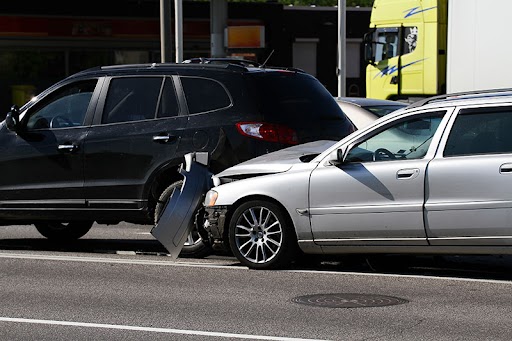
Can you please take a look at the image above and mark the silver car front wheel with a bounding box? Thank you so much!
[229,200,297,270]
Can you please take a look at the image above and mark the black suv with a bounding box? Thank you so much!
[3,59,354,255]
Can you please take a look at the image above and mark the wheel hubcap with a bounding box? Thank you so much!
[234,206,283,264]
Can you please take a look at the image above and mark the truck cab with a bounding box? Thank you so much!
[364,0,447,101]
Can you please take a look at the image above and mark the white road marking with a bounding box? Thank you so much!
[0,252,241,269]
[0,317,328,341]
[0,252,511,285]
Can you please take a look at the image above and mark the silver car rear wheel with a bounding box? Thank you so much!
[229,200,297,269]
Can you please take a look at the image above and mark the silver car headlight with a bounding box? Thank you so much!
[204,190,219,207]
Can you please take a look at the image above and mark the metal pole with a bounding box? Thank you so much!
[175,0,183,63]
[338,0,346,97]
[210,0,228,58]
[160,0,172,63]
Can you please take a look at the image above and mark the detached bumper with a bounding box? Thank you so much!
[151,152,212,259]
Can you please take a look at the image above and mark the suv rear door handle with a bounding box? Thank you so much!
[153,134,176,144]
[58,144,78,153]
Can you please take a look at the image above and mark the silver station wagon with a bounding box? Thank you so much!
[155,89,512,270]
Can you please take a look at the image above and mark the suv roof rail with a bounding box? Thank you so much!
[181,57,306,73]
[93,62,245,73]
[182,57,262,68]
[72,60,307,77]
[407,88,512,109]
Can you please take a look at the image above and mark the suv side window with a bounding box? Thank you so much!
[444,108,512,156]
[157,78,180,118]
[26,80,97,130]
[103,77,163,124]
[345,112,445,162]
[181,77,231,114]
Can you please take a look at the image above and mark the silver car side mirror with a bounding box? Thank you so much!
[328,147,346,166]
[337,148,344,162]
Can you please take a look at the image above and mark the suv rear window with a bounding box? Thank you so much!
[248,72,348,123]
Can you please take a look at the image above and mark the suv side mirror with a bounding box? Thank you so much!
[5,105,20,132]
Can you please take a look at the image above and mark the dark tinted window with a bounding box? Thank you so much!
[362,105,406,118]
[249,72,349,123]
[103,77,162,124]
[444,109,512,156]
[26,80,97,130]
[181,77,231,114]
[157,78,180,118]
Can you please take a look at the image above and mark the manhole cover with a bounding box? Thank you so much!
[292,293,408,308]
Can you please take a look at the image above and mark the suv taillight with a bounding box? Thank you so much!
[236,122,299,145]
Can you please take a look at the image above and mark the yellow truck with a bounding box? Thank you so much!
[364,0,512,101]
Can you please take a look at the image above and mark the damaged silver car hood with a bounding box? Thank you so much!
[215,140,337,179]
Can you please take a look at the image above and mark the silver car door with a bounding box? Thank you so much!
[310,111,448,246]
[426,105,512,246]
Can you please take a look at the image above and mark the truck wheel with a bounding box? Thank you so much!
[155,180,213,258]
[34,221,93,241]
[228,200,298,270]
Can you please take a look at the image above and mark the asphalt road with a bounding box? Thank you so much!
[1,223,512,340]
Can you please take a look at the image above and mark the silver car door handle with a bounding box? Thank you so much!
[396,168,420,180]
[58,144,78,152]
[499,163,512,173]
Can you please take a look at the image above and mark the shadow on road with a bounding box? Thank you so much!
[293,254,512,281]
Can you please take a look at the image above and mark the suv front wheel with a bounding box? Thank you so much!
[155,180,213,258]
[34,221,94,241]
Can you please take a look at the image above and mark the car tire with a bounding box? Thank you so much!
[34,221,93,240]
[229,200,298,270]
[155,180,213,258]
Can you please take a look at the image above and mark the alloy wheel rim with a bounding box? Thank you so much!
[185,229,203,246]
[234,206,283,264]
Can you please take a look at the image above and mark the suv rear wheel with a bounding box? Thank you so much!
[34,221,94,241]
[155,180,213,258]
